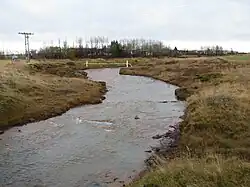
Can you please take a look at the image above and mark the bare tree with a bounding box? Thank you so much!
[89,37,94,48]
[78,37,83,48]
[94,37,99,49]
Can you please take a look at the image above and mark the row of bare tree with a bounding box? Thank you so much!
[33,38,173,59]
[0,37,239,60]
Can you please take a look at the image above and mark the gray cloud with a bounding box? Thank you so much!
[0,0,250,51]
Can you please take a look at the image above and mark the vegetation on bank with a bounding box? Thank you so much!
[2,55,250,185]
[0,57,154,130]
[120,56,250,187]
[0,60,109,130]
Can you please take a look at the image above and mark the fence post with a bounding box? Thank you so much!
[126,60,129,67]
[86,60,88,67]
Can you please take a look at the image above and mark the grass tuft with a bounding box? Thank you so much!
[130,155,250,187]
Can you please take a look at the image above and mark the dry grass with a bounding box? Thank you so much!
[2,56,250,185]
[0,57,148,130]
[120,55,250,186]
[0,59,11,69]
[180,82,250,157]
[0,60,107,130]
[130,155,250,187]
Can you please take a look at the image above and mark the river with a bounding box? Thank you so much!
[0,68,185,187]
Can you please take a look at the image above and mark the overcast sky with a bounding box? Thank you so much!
[1,0,250,53]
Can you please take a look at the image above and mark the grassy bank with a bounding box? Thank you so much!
[0,60,110,130]
[120,56,250,186]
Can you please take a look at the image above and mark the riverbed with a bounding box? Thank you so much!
[0,68,185,187]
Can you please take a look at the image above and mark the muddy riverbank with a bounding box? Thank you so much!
[0,68,185,187]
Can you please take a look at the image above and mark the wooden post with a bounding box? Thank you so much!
[126,60,129,67]
[86,60,88,67]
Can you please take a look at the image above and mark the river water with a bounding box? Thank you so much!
[0,68,185,187]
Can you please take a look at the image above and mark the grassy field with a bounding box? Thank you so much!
[120,55,250,187]
[0,59,110,130]
[223,54,250,61]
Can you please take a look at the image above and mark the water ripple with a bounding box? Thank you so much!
[0,68,185,187]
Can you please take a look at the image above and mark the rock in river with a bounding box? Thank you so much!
[135,115,140,120]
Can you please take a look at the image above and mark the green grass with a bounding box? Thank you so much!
[223,54,250,61]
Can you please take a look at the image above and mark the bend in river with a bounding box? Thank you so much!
[0,68,185,187]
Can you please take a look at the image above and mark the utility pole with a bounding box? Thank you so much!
[18,32,34,62]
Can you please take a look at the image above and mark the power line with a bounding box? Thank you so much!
[18,32,34,62]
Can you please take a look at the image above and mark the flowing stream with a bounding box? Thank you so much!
[0,68,185,187]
